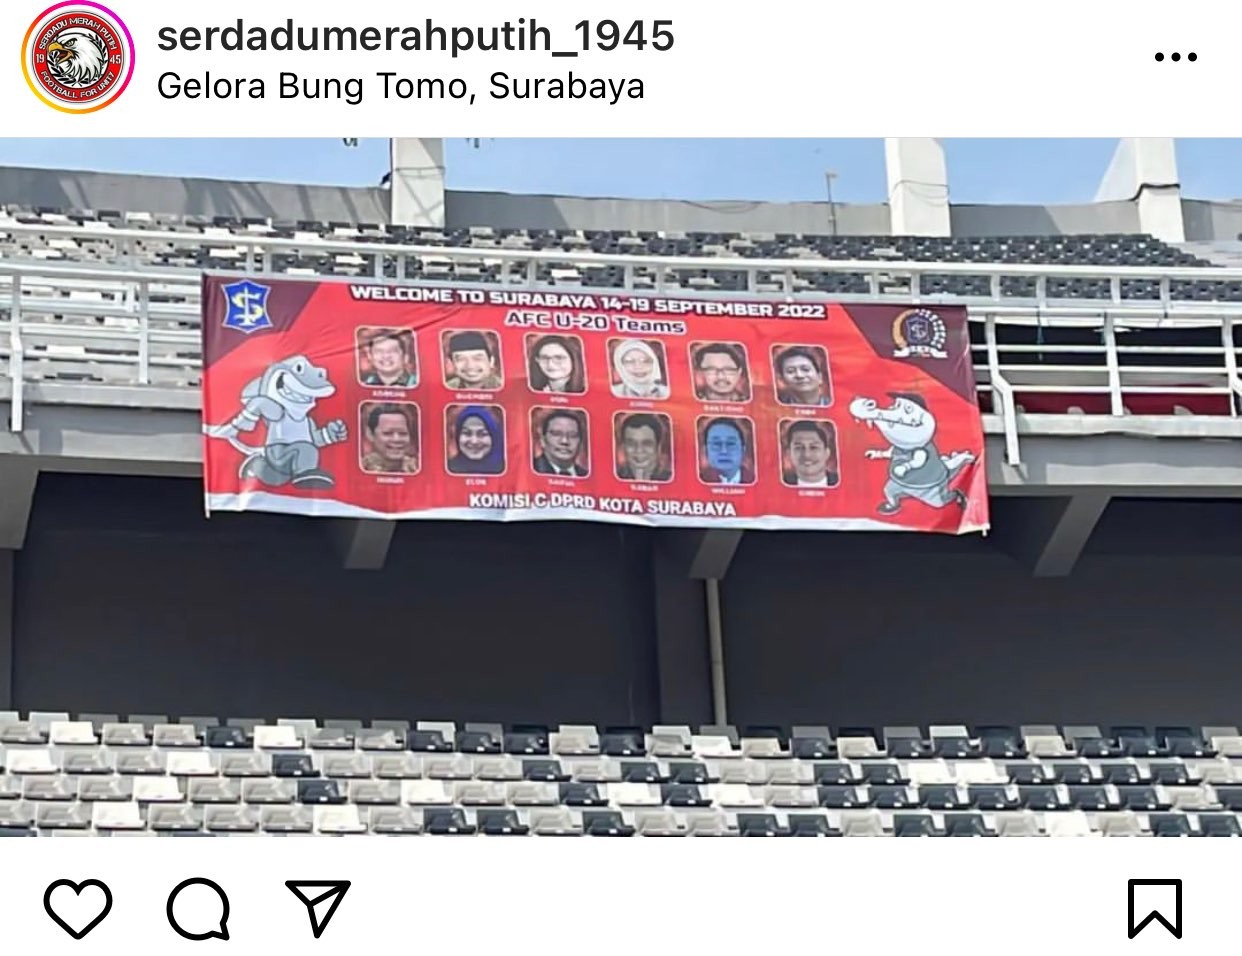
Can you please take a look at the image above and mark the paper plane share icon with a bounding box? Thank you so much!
[285,880,351,939]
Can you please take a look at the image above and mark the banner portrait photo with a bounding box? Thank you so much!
[201,276,989,533]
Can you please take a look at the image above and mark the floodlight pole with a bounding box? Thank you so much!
[825,171,839,236]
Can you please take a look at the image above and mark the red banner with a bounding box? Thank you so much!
[201,276,989,533]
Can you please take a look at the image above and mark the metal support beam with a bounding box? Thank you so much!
[330,519,395,571]
[688,530,744,581]
[992,493,1111,577]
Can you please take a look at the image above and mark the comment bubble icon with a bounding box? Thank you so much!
[167,878,231,942]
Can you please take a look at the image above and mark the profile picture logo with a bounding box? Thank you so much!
[22,2,135,113]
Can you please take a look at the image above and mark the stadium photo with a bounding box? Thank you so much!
[1,136,1241,839]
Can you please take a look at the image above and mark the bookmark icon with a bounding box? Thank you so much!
[285,881,351,939]
[1127,879,1183,939]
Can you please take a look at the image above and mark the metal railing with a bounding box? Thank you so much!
[3,247,1242,466]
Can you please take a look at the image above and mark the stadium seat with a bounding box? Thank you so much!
[367,807,421,834]
[551,725,600,756]
[634,808,686,836]
[790,727,834,759]
[600,728,645,757]
[583,809,635,836]
[424,807,476,835]
[477,809,529,835]
[1196,814,1242,837]
[187,779,241,804]
[529,807,581,836]
[1150,813,1194,837]
[314,805,365,834]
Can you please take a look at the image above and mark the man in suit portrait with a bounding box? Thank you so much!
[361,330,418,387]
[694,343,750,403]
[533,409,588,477]
[782,420,838,487]
[700,417,754,485]
[616,413,672,482]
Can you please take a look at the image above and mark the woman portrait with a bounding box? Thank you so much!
[527,334,586,394]
[446,404,506,476]
[610,338,670,400]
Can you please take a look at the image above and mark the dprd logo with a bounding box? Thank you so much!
[22,2,134,114]
[222,280,274,335]
[891,308,948,360]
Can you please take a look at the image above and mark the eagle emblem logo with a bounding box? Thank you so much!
[22,2,134,113]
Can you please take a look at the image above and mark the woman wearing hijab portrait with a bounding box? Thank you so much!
[611,339,670,400]
[447,405,506,475]
[528,334,585,394]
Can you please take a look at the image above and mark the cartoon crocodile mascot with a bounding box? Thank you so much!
[203,356,347,490]
[849,393,975,515]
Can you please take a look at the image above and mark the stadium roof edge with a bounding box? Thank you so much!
[4,162,1242,242]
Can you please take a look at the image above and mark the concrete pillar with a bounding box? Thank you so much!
[389,138,446,227]
[0,550,12,709]
[885,138,951,236]
[1095,138,1185,243]
[650,532,716,725]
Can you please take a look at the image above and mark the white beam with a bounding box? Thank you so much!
[389,138,445,227]
[885,138,950,236]
[1096,138,1184,243]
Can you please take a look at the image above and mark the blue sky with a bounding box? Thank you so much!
[1,138,1241,204]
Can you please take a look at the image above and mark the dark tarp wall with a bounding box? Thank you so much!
[12,478,1242,728]
[14,475,661,725]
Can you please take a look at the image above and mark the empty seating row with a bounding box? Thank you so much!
[0,208,1209,264]
[3,773,1241,812]
[2,207,1235,301]
[1,714,1233,759]
[2,804,1240,837]
[5,749,1242,788]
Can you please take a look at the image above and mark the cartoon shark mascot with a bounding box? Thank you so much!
[849,393,975,515]
[204,356,347,489]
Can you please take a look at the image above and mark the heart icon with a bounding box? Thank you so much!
[44,879,113,940]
